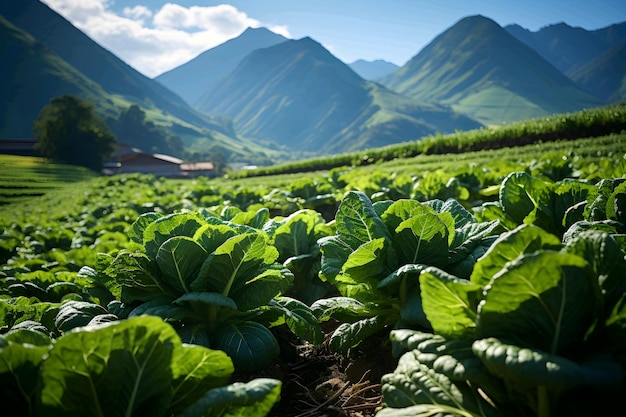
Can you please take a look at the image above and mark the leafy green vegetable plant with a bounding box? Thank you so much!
[0,315,281,417]
[378,225,626,417]
[312,191,499,354]
[95,210,322,371]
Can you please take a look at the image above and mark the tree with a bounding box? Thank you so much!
[33,95,115,171]
[109,104,184,157]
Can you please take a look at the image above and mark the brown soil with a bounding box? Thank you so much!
[234,323,398,417]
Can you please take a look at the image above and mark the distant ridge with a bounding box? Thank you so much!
[156,27,288,106]
[380,15,602,125]
[568,43,626,103]
[195,36,481,154]
[506,21,626,75]
[348,59,399,81]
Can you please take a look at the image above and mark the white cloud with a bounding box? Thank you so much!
[40,0,291,78]
[123,5,152,23]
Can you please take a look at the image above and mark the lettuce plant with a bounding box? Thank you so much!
[312,191,499,354]
[0,315,281,417]
[378,226,626,417]
[94,210,322,371]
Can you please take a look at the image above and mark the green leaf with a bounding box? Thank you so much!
[38,316,179,417]
[156,236,208,294]
[311,296,375,322]
[143,212,206,258]
[420,267,482,339]
[129,212,161,244]
[340,237,394,297]
[389,330,507,401]
[268,297,323,345]
[470,224,562,287]
[201,233,277,297]
[394,212,449,267]
[473,337,623,392]
[270,209,320,261]
[565,230,626,309]
[215,321,279,372]
[173,292,238,312]
[178,378,281,417]
[129,296,188,321]
[476,251,599,355]
[499,172,554,225]
[0,333,50,415]
[229,266,293,312]
[329,315,390,354]
[380,345,500,415]
[193,223,237,254]
[318,235,353,282]
[335,191,391,249]
[169,344,234,414]
[54,300,108,333]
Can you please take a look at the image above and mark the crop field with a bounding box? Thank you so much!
[1,107,625,417]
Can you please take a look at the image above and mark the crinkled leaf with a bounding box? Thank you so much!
[54,300,108,333]
[380,347,500,415]
[389,330,507,399]
[311,296,375,322]
[420,267,482,339]
[268,297,323,345]
[318,235,353,282]
[448,220,500,264]
[129,212,162,244]
[335,191,391,249]
[473,337,623,392]
[565,230,626,308]
[178,378,281,417]
[329,315,390,354]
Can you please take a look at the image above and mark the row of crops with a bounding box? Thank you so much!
[1,131,625,416]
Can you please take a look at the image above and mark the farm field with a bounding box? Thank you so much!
[1,108,625,417]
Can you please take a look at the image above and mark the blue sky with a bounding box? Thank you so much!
[41,0,626,78]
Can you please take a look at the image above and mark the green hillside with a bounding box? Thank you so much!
[0,16,115,137]
[380,15,602,126]
[196,37,481,155]
[0,0,285,164]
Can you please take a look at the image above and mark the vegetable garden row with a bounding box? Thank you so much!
[1,132,625,416]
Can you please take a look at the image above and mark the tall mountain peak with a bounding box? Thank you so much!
[156,26,287,104]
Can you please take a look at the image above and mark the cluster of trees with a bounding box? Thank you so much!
[33,95,228,174]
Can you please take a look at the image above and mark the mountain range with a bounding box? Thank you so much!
[378,15,603,125]
[0,0,279,164]
[1,0,625,163]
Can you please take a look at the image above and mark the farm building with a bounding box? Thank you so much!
[104,143,215,177]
